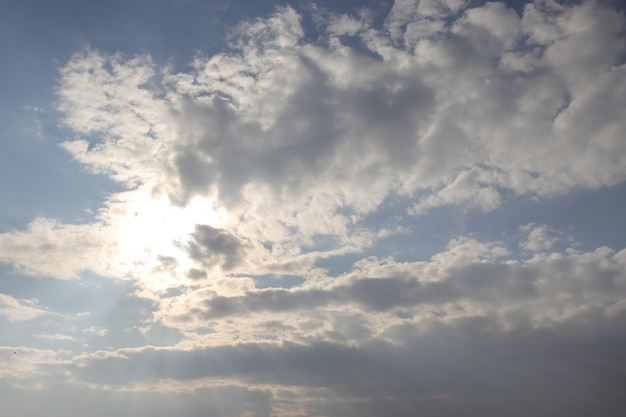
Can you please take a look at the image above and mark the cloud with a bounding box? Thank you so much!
[0,218,116,279]
[34,333,75,341]
[0,0,624,284]
[518,222,576,253]
[67,306,626,416]
[0,294,48,321]
[159,234,626,338]
[0,1,624,415]
[53,0,626,218]
[84,327,109,337]
[0,379,272,417]
[186,225,250,271]
[0,347,68,382]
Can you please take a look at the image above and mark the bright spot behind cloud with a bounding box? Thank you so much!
[0,0,625,416]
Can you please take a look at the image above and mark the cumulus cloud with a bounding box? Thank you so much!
[1,0,624,282]
[518,222,575,253]
[1,0,625,415]
[62,0,622,218]
[0,218,115,279]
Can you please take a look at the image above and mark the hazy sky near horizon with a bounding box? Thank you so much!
[1,0,626,415]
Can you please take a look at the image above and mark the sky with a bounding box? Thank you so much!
[1,0,626,415]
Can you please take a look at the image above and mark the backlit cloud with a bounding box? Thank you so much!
[0,0,625,415]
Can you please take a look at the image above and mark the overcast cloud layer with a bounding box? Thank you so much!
[1,0,626,416]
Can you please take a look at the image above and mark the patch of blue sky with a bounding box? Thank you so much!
[462,181,626,253]
[300,233,341,252]
[0,270,128,317]
[363,195,467,256]
[0,268,178,352]
[314,198,481,277]
[0,128,121,231]
[315,254,364,278]
[395,310,414,319]
[331,178,626,270]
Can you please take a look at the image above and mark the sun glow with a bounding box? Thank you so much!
[109,186,224,286]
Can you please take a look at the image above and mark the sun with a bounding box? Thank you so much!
[108,185,224,288]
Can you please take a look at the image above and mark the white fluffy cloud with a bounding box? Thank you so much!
[0,218,115,279]
[1,0,625,415]
[1,0,623,285]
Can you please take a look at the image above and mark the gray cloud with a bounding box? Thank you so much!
[69,309,626,416]
[186,225,249,270]
[0,379,272,417]
[178,243,625,320]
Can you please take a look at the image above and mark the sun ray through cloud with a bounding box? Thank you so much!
[1,0,625,415]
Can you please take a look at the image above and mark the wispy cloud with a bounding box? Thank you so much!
[0,294,48,321]
[84,326,109,337]
[34,333,75,341]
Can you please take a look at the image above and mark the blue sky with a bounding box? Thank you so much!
[1,0,626,416]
